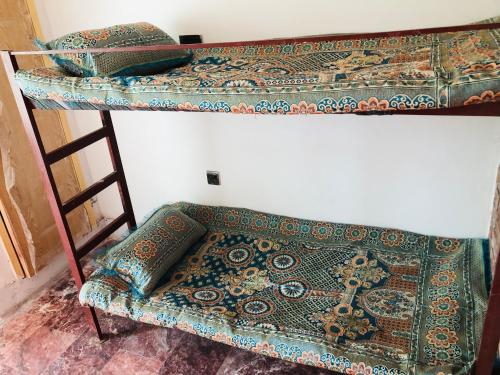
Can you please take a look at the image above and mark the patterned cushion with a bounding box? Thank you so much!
[80,202,490,375]
[35,22,192,77]
[99,206,206,296]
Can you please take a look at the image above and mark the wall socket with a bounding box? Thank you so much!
[207,171,221,185]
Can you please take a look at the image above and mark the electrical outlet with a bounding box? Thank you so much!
[207,171,221,185]
[179,35,203,44]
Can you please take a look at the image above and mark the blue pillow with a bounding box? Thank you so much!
[35,22,192,77]
[98,206,206,296]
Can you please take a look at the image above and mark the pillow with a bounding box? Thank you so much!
[99,206,206,296]
[35,22,192,77]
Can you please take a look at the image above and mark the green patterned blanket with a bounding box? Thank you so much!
[79,202,490,374]
[15,26,500,114]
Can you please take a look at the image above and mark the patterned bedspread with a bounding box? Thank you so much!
[15,27,500,114]
[79,202,490,374]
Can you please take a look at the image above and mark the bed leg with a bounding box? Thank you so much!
[475,169,500,374]
[83,306,104,340]
[475,295,500,374]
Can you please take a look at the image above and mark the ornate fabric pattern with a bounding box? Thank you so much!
[80,202,490,374]
[16,25,500,113]
[35,22,192,77]
[98,206,206,296]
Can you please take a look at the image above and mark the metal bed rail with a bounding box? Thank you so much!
[1,51,137,339]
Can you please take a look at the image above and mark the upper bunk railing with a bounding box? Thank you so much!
[6,21,500,117]
[9,22,500,56]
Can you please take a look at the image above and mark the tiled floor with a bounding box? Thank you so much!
[0,268,336,375]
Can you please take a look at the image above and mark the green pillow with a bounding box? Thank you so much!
[99,206,206,296]
[35,22,192,77]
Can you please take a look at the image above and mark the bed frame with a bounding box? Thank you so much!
[1,22,499,374]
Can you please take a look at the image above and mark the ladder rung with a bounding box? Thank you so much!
[62,171,118,214]
[77,213,129,259]
[46,127,108,165]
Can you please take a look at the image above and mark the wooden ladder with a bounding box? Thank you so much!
[1,51,136,339]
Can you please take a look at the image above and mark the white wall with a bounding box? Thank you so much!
[35,0,500,238]
[0,245,68,317]
[0,253,68,317]
[0,238,15,289]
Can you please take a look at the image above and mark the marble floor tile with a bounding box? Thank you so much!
[1,269,337,375]
[17,326,77,374]
[101,349,164,375]
[0,363,17,375]
[216,348,333,375]
[41,331,120,375]
[159,331,230,375]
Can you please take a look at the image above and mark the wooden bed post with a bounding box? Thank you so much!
[0,51,137,339]
[100,110,136,232]
[475,166,500,374]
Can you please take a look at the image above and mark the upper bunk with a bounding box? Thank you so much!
[12,22,500,115]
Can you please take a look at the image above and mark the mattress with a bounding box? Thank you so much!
[79,202,490,374]
[14,26,500,114]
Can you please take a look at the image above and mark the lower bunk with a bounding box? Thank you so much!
[79,202,490,374]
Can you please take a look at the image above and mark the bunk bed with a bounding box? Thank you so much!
[1,19,499,375]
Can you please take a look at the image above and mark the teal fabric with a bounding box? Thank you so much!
[474,15,500,24]
[80,202,490,374]
[16,25,500,113]
[35,22,192,77]
[98,206,206,296]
